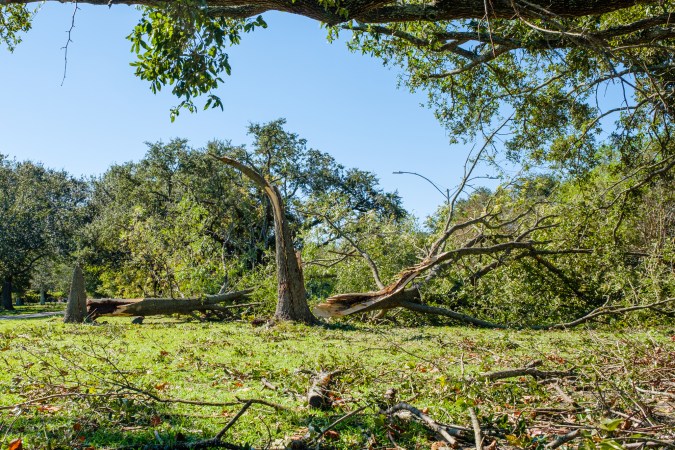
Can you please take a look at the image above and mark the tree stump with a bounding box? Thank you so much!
[64,266,87,323]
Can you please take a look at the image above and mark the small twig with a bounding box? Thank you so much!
[214,400,252,441]
[0,391,134,410]
[234,397,291,411]
[468,407,483,450]
[635,387,675,400]
[546,429,582,449]
[312,404,369,448]
[61,1,79,86]
[260,378,278,391]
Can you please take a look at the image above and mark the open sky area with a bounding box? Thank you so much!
[0,4,477,218]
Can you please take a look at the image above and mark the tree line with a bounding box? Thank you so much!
[1,118,672,326]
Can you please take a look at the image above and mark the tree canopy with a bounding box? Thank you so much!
[0,156,87,309]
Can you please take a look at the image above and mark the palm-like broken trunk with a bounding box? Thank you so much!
[215,156,318,325]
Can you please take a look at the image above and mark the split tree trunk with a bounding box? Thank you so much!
[1,277,13,311]
[64,266,88,323]
[214,156,318,325]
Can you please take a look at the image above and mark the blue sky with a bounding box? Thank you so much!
[0,4,472,218]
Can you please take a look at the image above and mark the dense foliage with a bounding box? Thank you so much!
[79,120,404,306]
[0,155,87,309]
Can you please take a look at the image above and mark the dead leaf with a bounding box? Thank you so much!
[9,439,22,450]
[154,382,169,391]
[323,430,340,440]
[37,405,61,413]
[73,422,82,432]
[151,415,162,427]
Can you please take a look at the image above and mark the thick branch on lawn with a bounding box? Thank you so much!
[87,289,253,317]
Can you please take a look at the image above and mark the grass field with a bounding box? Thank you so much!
[0,303,66,317]
[0,317,673,449]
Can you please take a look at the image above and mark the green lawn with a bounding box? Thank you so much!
[0,303,66,316]
[0,317,673,449]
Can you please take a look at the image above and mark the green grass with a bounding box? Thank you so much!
[0,317,673,449]
[0,303,66,316]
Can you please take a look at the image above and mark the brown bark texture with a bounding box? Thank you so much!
[2,0,650,24]
[64,266,88,323]
[86,289,253,317]
[215,156,318,324]
[1,277,14,311]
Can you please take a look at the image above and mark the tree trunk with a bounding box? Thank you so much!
[15,296,23,306]
[64,266,88,323]
[214,156,318,324]
[40,288,46,305]
[1,277,14,311]
[86,289,253,317]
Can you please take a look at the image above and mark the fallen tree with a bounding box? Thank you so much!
[313,130,675,329]
[86,289,253,318]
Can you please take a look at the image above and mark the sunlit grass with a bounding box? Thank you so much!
[0,317,672,449]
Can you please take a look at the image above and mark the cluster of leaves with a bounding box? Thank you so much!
[0,4,32,52]
[128,0,267,121]
[339,2,675,179]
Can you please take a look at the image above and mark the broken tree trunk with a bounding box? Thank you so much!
[214,155,318,325]
[314,287,420,318]
[64,266,88,323]
[87,289,253,317]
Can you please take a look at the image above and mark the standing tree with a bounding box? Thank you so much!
[0,156,87,310]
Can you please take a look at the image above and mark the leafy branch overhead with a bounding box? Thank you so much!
[127,2,267,120]
[2,0,674,129]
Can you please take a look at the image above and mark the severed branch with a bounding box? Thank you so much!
[385,402,462,446]
[479,363,575,381]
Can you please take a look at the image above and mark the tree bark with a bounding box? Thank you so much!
[40,288,46,305]
[64,266,88,323]
[3,0,651,24]
[214,156,318,325]
[86,289,253,317]
[1,277,14,311]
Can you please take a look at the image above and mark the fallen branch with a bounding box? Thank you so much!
[87,289,253,317]
[385,402,462,445]
[308,370,340,409]
[545,429,582,449]
[468,407,483,450]
[479,366,575,381]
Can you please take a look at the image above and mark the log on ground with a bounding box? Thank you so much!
[87,289,253,317]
